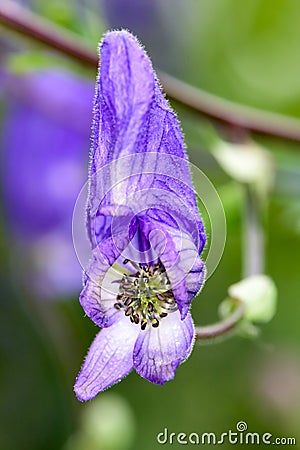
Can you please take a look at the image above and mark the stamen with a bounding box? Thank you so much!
[114,260,178,330]
[141,319,147,330]
[147,302,154,313]
[114,302,124,310]
[125,306,134,316]
[123,259,140,271]
[152,318,159,328]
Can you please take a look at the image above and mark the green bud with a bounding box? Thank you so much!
[228,275,277,323]
[212,140,274,190]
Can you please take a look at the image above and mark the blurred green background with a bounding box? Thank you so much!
[0,0,300,449]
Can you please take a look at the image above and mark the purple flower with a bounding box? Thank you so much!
[1,70,94,298]
[74,30,206,401]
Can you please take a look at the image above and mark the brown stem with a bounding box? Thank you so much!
[195,301,245,340]
[161,73,300,142]
[1,0,300,141]
[0,0,97,67]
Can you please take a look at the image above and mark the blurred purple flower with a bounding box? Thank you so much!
[1,69,94,298]
[74,31,206,401]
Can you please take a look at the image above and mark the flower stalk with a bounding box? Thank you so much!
[195,300,245,341]
[242,185,265,277]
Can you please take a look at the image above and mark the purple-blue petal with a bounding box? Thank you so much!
[74,316,139,401]
[80,234,130,327]
[133,311,195,384]
[88,30,205,253]
[91,31,154,169]
[138,216,205,318]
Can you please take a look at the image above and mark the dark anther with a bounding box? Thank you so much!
[114,303,123,310]
[124,297,131,306]
[147,302,154,313]
[152,319,159,328]
[159,312,168,318]
[123,259,129,264]
[165,291,174,298]
[141,320,147,330]
[134,314,140,324]
[125,306,134,316]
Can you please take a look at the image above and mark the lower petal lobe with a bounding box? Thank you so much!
[74,316,139,401]
[80,235,129,328]
[133,311,194,384]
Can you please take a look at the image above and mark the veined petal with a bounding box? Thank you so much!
[167,226,206,315]
[80,235,129,327]
[88,30,155,226]
[74,316,139,401]
[92,31,155,168]
[138,216,205,318]
[133,311,195,384]
[88,30,205,253]
[144,80,206,250]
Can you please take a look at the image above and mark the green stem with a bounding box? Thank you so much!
[1,0,300,141]
[242,185,265,277]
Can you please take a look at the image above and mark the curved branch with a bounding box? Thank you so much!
[160,72,300,142]
[195,301,245,340]
[0,0,97,66]
[1,0,300,141]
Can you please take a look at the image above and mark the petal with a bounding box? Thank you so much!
[80,235,129,327]
[144,80,206,250]
[88,30,205,253]
[138,217,205,318]
[92,31,155,167]
[133,311,195,384]
[88,30,155,228]
[74,316,140,401]
[168,228,206,314]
